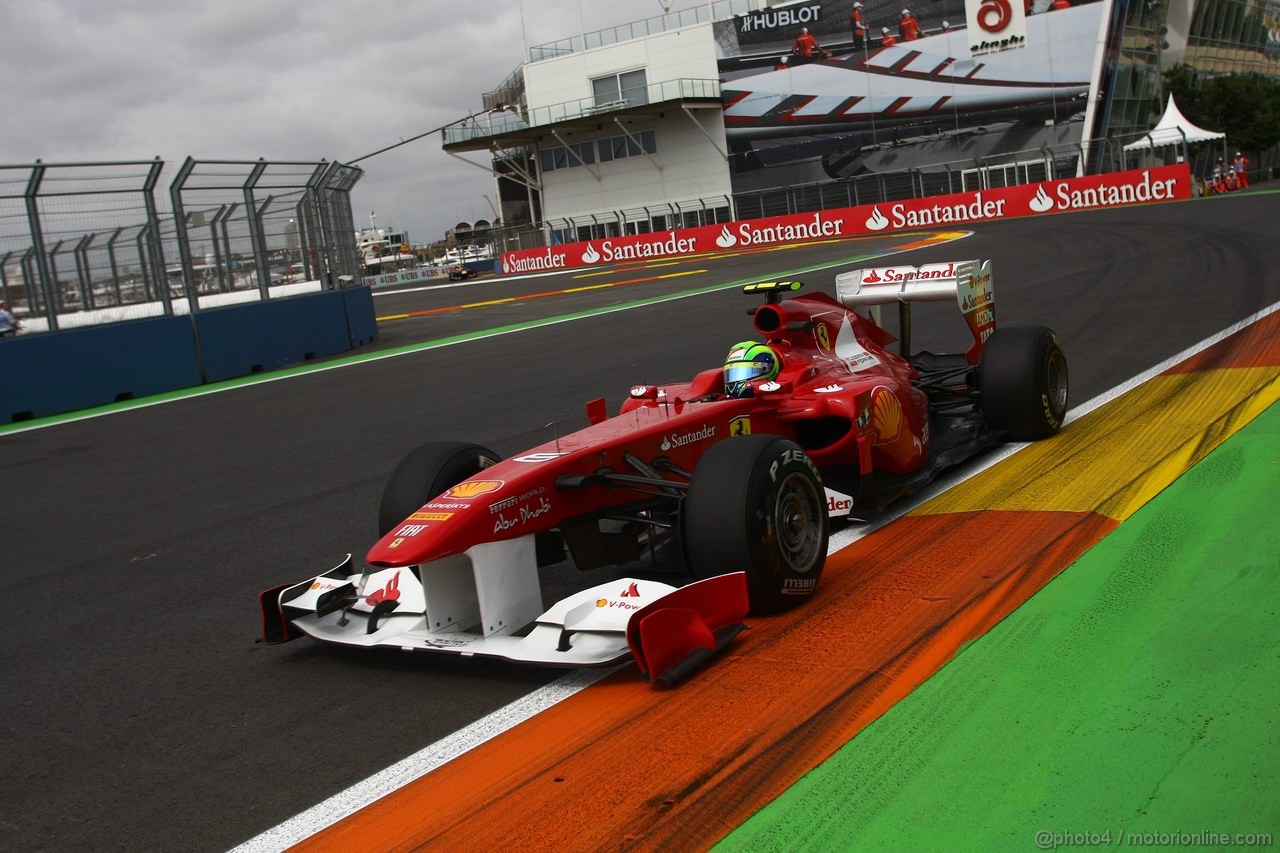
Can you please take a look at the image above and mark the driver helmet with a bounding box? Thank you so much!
[723,340,780,398]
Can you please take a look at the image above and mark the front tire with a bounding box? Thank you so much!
[378,441,501,536]
[683,436,828,614]
[980,326,1068,441]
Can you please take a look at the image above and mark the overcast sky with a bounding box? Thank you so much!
[0,0,709,245]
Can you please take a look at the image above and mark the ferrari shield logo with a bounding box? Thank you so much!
[729,415,752,436]
[815,323,831,351]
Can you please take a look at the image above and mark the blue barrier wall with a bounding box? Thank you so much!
[1,315,203,421]
[1,287,378,423]
[342,287,377,348]
[196,291,351,382]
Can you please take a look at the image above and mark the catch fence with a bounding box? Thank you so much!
[486,131,1276,255]
[0,158,362,335]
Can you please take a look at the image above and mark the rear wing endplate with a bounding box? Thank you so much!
[835,259,995,362]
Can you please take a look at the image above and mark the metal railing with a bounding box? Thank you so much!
[542,196,735,244]
[443,78,722,145]
[486,129,1266,256]
[730,131,1216,220]
[527,0,763,62]
[0,158,363,336]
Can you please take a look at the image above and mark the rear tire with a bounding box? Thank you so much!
[980,326,1068,440]
[683,436,828,614]
[378,441,501,536]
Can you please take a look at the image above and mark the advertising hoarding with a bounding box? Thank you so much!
[501,165,1189,275]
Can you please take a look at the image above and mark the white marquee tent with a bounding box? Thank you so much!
[1123,94,1226,153]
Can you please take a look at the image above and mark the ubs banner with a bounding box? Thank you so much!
[501,165,1190,275]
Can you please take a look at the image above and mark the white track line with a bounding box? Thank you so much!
[234,296,1280,851]
[230,668,617,853]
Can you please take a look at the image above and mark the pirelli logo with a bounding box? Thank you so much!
[408,512,454,522]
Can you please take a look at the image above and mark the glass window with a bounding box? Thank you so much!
[598,138,615,162]
[626,137,642,157]
[620,69,648,105]
[574,142,595,165]
[592,69,647,108]
[612,138,629,159]
[592,76,620,105]
[640,130,657,153]
[539,149,555,172]
[553,148,571,169]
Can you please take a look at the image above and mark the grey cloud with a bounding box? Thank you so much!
[1,0,702,242]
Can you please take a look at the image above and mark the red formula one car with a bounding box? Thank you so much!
[260,259,1068,683]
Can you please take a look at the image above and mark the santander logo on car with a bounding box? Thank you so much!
[862,263,957,284]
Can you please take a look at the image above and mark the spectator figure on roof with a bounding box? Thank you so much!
[850,2,867,50]
[899,9,920,40]
[792,27,819,62]
[880,26,899,47]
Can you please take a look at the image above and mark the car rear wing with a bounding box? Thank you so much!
[834,259,995,363]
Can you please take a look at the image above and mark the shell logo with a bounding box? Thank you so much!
[596,598,608,608]
[1029,186,1054,213]
[865,206,890,231]
[872,388,904,443]
[444,480,504,499]
[581,243,601,264]
[715,226,738,248]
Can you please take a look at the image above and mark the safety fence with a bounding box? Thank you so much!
[499,163,1195,275]
[0,158,363,336]
[483,131,1274,256]
[724,130,1254,219]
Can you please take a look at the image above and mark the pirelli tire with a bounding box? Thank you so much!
[682,435,828,614]
[378,441,502,537]
[979,325,1069,441]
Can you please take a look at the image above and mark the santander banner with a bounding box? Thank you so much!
[500,164,1190,276]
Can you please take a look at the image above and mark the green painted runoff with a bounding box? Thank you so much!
[719,401,1280,852]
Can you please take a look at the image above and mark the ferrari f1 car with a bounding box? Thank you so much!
[260,259,1068,683]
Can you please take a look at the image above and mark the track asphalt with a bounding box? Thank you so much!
[5,191,1279,851]
[290,302,1280,851]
